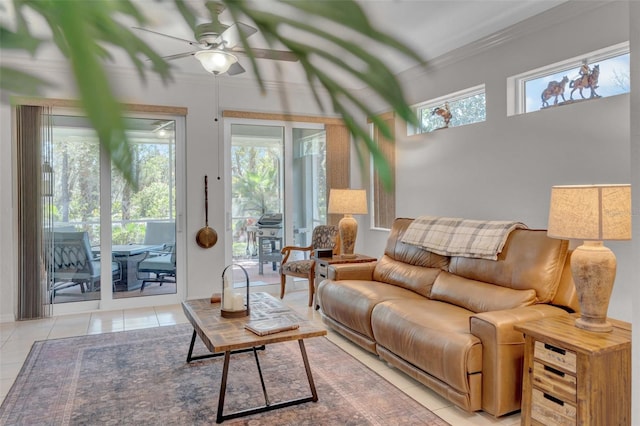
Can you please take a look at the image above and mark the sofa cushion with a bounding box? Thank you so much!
[448,229,568,303]
[383,218,450,269]
[317,279,424,339]
[431,271,537,313]
[371,298,482,394]
[372,255,441,298]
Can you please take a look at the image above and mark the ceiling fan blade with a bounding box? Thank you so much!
[227,62,246,76]
[216,22,258,49]
[234,48,299,62]
[133,27,200,47]
[161,51,198,61]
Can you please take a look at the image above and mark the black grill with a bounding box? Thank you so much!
[257,213,282,237]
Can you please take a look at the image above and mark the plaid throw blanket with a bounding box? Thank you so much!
[401,216,528,260]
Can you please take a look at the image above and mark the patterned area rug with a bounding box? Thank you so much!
[1,323,448,425]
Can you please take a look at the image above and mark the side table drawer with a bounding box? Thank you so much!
[534,341,576,373]
[517,316,631,426]
[531,387,576,426]
[531,362,576,403]
[316,262,329,279]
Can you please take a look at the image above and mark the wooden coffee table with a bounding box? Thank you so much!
[181,292,327,423]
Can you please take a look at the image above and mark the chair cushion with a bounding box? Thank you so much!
[138,254,175,273]
[90,260,119,278]
[311,226,339,250]
[281,259,314,276]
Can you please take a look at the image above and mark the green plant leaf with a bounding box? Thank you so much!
[51,1,135,185]
[220,0,422,189]
[282,0,422,67]
[0,26,42,53]
[0,67,54,96]
[10,0,182,186]
[6,0,422,192]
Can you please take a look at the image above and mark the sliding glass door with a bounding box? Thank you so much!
[43,112,183,311]
[291,128,327,248]
[110,118,177,299]
[46,115,102,303]
[225,120,326,287]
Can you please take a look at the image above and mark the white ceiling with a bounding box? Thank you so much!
[128,0,568,83]
[1,0,568,86]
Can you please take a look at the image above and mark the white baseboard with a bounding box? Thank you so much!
[0,313,15,323]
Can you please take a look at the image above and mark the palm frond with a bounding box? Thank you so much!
[4,0,423,191]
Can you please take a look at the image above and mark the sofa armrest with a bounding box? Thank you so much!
[328,262,376,281]
[470,304,570,417]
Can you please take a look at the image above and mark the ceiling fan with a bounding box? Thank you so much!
[133,6,298,76]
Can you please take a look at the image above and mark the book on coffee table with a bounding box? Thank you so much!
[245,318,300,336]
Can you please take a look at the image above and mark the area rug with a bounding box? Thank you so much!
[1,323,449,425]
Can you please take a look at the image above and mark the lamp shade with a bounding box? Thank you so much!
[328,189,368,215]
[547,184,631,240]
[194,50,238,75]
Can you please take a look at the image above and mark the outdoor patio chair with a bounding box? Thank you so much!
[48,231,121,295]
[279,225,339,307]
[137,221,176,291]
[143,221,175,246]
[137,246,176,291]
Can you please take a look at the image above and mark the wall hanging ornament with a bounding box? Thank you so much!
[196,175,218,248]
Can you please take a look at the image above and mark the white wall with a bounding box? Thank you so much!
[357,3,638,421]
[0,57,329,321]
[360,0,634,322]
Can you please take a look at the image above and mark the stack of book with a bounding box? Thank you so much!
[245,318,300,336]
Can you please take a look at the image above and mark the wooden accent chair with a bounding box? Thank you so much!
[279,225,340,306]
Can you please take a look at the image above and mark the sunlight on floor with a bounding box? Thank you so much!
[1,287,520,425]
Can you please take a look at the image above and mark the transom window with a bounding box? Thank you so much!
[409,85,486,135]
[508,42,630,115]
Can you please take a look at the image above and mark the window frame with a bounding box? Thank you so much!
[408,84,486,135]
[507,41,630,116]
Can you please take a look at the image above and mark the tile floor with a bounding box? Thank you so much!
[0,289,520,426]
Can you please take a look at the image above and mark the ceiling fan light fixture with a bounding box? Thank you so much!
[194,50,238,75]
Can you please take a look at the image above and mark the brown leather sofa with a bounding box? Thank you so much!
[316,218,579,417]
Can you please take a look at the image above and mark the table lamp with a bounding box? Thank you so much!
[547,184,631,332]
[328,189,368,258]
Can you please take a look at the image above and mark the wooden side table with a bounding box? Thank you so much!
[515,315,631,426]
[314,254,376,308]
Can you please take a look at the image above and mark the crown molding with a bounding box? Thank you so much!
[355,0,613,112]
[399,1,611,82]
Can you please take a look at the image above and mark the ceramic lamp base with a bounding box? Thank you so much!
[571,241,616,333]
[338,214,358,257]
[575,315,612,333]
